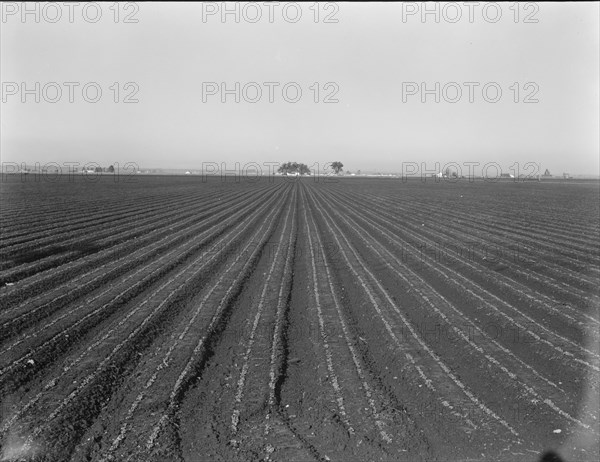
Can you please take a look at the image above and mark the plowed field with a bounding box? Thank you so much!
[1,175,598,461]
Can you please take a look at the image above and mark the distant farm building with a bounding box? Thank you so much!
[563,173,572,179]
[542,169,552,177]
[431,171,457,179]
[500,173,515,178]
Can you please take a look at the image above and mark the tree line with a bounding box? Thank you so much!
[277,161,343,176]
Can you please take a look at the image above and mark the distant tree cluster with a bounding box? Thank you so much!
[80,165,115,173]
[277,161,311,175]
[331,161,343,174]
[444,167,458,178]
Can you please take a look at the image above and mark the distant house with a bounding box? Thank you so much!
[563,173,571,179]
[185,171,192,175]
[500,173,515,178]
[542,169,552,177]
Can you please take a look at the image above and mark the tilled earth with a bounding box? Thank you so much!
[0,175,598,461]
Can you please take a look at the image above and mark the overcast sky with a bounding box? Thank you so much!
[1,2,598,175]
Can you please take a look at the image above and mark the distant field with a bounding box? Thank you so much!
[0,175,598,461]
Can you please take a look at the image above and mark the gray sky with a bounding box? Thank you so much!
[1,2,599,175]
